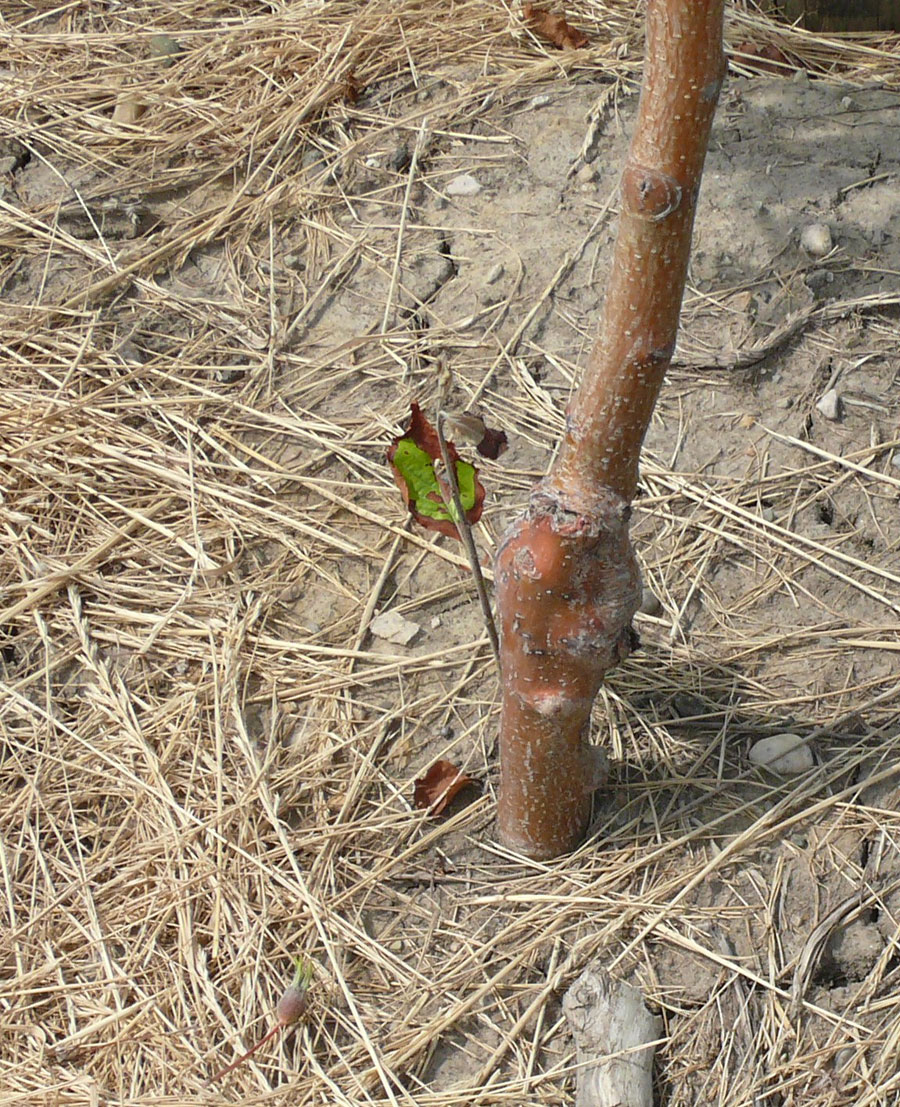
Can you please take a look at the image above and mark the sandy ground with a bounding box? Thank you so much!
[3,3,900,1104]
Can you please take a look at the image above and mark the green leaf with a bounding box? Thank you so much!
[387,403,485,541]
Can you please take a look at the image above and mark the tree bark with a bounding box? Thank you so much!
[495,0,726,859]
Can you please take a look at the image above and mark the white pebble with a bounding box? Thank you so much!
[485,262,504,284]
[891,452,900,471]
[816,388,843,421]
[529,94,552,109]
[748,733,814,775]
[370,610,420,646]
[446,173,482,197]
[800,222,833,257]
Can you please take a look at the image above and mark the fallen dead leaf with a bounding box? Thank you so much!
[522,3,589,50]
[733,41,793,76]
[112,89,146,125]
[414,760,473,815]
[342,71,361,103]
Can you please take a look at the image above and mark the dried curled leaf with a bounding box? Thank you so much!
[387,403,484,541]
[733,41,792,76]
[414,760,474,815]
[523,3,589,50]
[342,71,361,103]
[442,411,509,460]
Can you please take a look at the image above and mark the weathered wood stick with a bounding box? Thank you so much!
[562,964,662,1107]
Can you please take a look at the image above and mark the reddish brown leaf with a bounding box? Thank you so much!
[342,71,361,103]
[414,760,474,815]
[387,403,485,541]
[733,41,793,76]
[523,3,589,50]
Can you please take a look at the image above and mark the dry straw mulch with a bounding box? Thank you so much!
[3,2,900,1104]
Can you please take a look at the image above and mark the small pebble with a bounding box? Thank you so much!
[149,34,184,65]
[387,144,411,172]
[816,388,843,421]
[890,452,900,471]
[840,95,854,109]
[118,341,144,365]
[638,589,662,617]
[576,162,598,184]
[430,615,441,629]
[370,610,420,646]
[446,173,482,197]
[365,155,380,168]
[529,94,552,109]
[774,397,792,410]
[805,268,834,293]
[301,149,325,173]
[477,287,503,307]
[485,262,504,284]
[748,733,814,775]
[800,222,833,258]
[671,693,706,719]
[761,506,776,522]
[833,1047,856,1072]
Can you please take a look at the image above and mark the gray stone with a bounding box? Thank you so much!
[370,610,420,646]
[816,388,843,421]
[446,173,482,197]
[800,222,833,258]
[749,733,814,775]
[387,144,411,172]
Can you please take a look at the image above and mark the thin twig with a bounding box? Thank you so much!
[435,409,500,668]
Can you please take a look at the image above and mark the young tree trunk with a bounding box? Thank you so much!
[495,0,726,859]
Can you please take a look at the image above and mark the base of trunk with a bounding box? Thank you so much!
[495,483,641,858]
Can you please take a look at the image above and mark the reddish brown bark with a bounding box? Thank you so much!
[496,0,726,859]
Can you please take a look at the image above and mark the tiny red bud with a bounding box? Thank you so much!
[275,982,309,1026]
